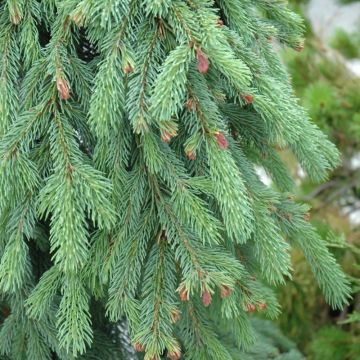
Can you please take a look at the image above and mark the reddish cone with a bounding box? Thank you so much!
[133,343,145,352]
[167,349,181,360]
[170,309,181,324]
[161,130,177,143]
[220,285,232,299]
[243,95,254,104]
[186,149,196,160]
[179,286,189,302]
[124,63,134,74]
[216,19,224,28]
[185,98,196,111]
[202,290,212,307]
[214,132,229,150]
[197,49,209,74]
[258,302,267,311]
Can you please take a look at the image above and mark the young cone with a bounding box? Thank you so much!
[197,49,210,74]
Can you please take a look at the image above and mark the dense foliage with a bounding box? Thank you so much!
[0,1,352,359]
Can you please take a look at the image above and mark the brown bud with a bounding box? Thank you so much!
[216,19,224,28]
[243,95,254,104]
[196,49,209,74]
[214,132,229,150]
[10,12,21,25]
[179,286,189,302]
[72,11,84,26]
[220,285,232,299]
[170,309,181,324]
[186,150,196,161]
[133,342,145,352]
[304,212,311,221]
[167,349,181,360]
[72,13,81,26]
[202,289,212,307]
[124,63,134,74]
[161,130,177,143]
[246,303,256,313]
[56,77,70,100]
[185,98,196,111]
[258,302,267,311]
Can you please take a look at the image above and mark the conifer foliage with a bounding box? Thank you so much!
[0,1,352,359]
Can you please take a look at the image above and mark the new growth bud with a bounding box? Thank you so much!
[179,286,189,302]
[56,77,70,100]
[214,132,229,150]
[220,285,232,299]
[197,49,209,74]
[243,95,254,104]
[202,289,212,307]
[133,343,145,352]
[167,349,181,360]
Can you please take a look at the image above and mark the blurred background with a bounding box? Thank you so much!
[267,0,360,359]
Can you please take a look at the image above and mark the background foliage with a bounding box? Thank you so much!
[277,1,360,358]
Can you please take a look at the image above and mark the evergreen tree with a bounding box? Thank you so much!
[0,1,352,359]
